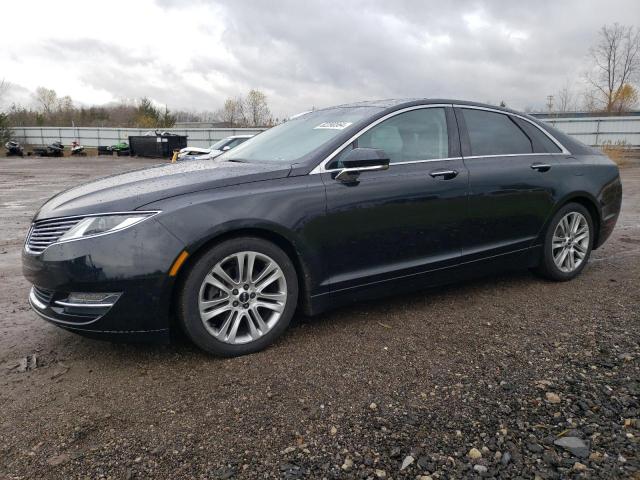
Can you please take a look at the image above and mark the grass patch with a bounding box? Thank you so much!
[600,141,634,167]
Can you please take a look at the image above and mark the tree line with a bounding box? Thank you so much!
[0,85,276,130]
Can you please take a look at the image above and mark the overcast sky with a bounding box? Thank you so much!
[1,0,639,117]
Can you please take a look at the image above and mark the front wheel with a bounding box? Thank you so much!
[534,202,594,281]
[177,237,298,356]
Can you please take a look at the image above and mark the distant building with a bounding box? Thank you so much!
[173,121,236,129]
[530,111,640,119]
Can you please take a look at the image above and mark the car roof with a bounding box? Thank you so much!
[226,135,254,139]
[328,98,523,116]
[318,98,594,157]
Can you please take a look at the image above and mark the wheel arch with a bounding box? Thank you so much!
[537,193,602,248]
[169,225,316,324]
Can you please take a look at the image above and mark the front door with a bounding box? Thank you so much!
[318,106,469,293]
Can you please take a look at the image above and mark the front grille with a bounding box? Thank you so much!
[32,286,54,306]
[25,216,83,254]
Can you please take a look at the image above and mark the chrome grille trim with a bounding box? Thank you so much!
[24,211,160,255]
[25,217,84,254]
[32,286,54,306]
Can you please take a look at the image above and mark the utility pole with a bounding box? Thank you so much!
[546,95,554,114]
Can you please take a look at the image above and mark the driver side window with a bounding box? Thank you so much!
[330,108,449,168]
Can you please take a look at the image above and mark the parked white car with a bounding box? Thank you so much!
[177,135,254,161]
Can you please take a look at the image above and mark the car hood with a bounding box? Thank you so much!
[179,146,211,155]
[34,160,292,221]
[180,149,223,161]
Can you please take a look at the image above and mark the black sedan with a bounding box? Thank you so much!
[22,99,622,356]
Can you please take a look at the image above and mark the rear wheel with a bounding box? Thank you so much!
[178,237,298,356]
[535,202,593,281]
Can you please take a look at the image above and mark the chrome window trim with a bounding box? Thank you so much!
[309,104,452,174]
[319,156,463,173]
[463,152,566,160]
[25,210,160,256]
[453,104,570,155]
[392,157,463,165]
[309,103,570,174]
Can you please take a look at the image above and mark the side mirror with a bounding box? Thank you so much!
[334,148,390,182]
[222,145,231,151]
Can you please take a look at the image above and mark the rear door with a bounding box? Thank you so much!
[318,106,469,292]
[455,107,564,259]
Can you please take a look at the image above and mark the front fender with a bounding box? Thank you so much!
[141,175,328,295]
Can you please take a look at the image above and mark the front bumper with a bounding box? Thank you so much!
[22,217,185,342]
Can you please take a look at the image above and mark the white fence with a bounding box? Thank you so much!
[11,127,266,148]
[10,116,640,149]
[538,116,640,147]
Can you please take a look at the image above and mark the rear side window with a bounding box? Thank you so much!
[513,118,562,153]
[462,109,532,156]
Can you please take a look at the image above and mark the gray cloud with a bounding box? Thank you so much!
[5,0,640,115]
[175,0,640,113]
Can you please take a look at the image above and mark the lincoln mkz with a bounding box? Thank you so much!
[22,100,622,356]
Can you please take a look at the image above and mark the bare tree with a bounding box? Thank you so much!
[546,95,554,113]
[173,110,204,123]
[33,87,58,114]
[217,90,273,127]
[581,90,596,112]
[58,95,74,111]
[218,97,244,126]
[556,81,577,112]
[586,23,640,112]
[243,89,272,127]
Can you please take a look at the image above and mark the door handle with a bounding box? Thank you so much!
[429,169,458,180]
[530,163,551,172]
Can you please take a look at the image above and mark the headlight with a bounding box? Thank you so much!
[58,212,158,242]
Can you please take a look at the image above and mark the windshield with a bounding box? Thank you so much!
[209,138,232,150]
[220,106,381,163]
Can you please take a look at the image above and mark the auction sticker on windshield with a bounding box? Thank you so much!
[314,122,353,130]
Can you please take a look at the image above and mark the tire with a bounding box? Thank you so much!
[177,237,298,356]
[534,202,594,281]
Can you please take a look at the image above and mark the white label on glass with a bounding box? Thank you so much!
[314,122,353,130]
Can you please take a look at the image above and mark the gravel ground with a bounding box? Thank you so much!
[0,156,638,480]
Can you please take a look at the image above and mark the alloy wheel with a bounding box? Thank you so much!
[551,212,590,273]
[198,251,287,344]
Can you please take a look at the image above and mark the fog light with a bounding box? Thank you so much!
[69,292,117,303]
[56,292,121,307]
